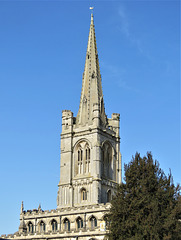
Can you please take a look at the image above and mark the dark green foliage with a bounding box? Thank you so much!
[107,152,181,240]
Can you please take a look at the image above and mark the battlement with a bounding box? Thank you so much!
[19,203,111,218]
[0,203,111,239]
[61,110,74,132]
[112,113,120,120]
[106,113,120,137]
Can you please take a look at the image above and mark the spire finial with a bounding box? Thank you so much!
[89,6,94,24]
[89,6,94,11]
[38,203,41,211]
[21,201,24,214]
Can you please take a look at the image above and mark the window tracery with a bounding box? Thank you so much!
[51,219,57,232]
[39,220,46,232]
[63,218,70,231]
[78,147,83,174]
[102,142,113,179]
[85,145,90,173]
[27,222,33,233]
[76,217,83,229]
[74,141,91,176]
[90,216,97,229]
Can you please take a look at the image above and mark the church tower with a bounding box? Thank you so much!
[1,12,122,240]
[57,13,121,209]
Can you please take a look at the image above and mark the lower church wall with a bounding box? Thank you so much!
[1,204,110,240]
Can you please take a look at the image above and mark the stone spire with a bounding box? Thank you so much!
[76,13,107,127]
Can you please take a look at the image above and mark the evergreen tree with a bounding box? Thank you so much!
[107,152,181,240]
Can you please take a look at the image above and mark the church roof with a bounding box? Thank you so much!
[76,13,107,127]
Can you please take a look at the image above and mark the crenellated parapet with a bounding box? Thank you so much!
[1,203,110,239]
[107,113,120,137]
[61,110,74,134]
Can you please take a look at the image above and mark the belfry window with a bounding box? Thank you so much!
[86,149,88,160]
[86,148,90,160]
[102,142,113,179]
[75,141,91,176]
[81,149,83,161]
[78,150,80,161]
[28,222,33,233]
[51,219,57,232]
[63,218,70,231]
[76,217,83,229]
[85,146,90,173]
[78,148,83,174]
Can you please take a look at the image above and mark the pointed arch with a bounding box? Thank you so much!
[76,216,83,230]
[38,220,46,233]
[73,139,91,176]
[63,217,70,231]
[101,141,113,179]
[27,221,34,233]
[77,145,83,174]
[89,215,97,229]
[73,138,92,149]
[51,219,57,232]
[80,187,87,201]
[85,143,90,173]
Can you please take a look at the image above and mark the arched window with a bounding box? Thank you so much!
[107,190,111,202]
[28,221,33,233]
[51,219,57,232]
[86,148,88,160]
[74,141,91,176]
[78,150,80,161]
[63,218,70,231]
[85,148,90,160]
[81,188,87,201]
[39,220,46,232]
[85,146,90,173]
[102,142,113,179]
[78,147,83,174]
[90,216,97,229]
[81,149,83,160]
[76,217,83,229]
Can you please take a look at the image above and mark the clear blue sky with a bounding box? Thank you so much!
[0,0,180,235]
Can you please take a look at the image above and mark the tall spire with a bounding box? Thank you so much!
[76,13,107,127]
